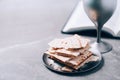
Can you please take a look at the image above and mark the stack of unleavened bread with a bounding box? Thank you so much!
[45,34,98,71]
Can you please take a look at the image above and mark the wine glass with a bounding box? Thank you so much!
[83,0,117,53]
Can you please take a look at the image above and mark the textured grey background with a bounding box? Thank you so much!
[0,0,120,80]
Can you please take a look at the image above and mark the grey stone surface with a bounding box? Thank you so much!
[0,0,120,80]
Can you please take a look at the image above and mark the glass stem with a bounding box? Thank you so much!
[96,25,102,43]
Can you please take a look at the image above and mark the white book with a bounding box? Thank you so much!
[62,0,120,37]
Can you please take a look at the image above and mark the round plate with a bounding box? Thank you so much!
[42,48,102,74]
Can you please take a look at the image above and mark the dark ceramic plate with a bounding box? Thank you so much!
[42,48,102,74]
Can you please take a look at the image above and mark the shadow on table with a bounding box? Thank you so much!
[62,30,120,40]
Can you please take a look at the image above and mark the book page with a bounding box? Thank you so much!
[63,0,120,36]
[63,0,94,32]
[105,0,120,35]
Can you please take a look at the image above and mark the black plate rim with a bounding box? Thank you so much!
[42,52,102,74]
